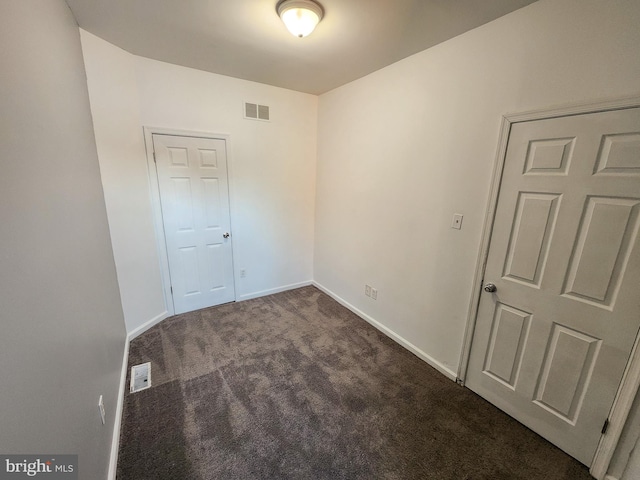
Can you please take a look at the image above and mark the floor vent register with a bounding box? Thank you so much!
[130,362,151,393]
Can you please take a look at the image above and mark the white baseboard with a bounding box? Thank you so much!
[108,336,130,480]
[129,283,314,339]
[604,475,618,480]
[313,282,458,381]
[237,280,313,302]
[127,310,170,339]
[128,282,312,338]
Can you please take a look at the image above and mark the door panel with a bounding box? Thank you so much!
[503,192,560,286]
[483,303,531,389]
[563,196,640,307]
[466,107,640,466]
[153,134,235,314]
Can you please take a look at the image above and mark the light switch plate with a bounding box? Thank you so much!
[451,213,463,230]
[98,395,106,425]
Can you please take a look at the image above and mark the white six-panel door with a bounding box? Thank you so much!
[152,134,235,314]
[466,107,640,466]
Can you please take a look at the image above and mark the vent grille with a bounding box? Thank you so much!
[245,102,258,119]
[258,105,270,121]
[130,362,151,393]
[244,102,270,121]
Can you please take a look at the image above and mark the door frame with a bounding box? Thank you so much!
[143,126,238,317]
[456,96,640,478]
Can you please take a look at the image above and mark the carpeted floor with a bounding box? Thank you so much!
[117,286,592,479]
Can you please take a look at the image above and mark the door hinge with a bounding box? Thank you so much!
[601,419,609,435]
[170,286,173,294]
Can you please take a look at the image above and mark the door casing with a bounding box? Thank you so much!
[456,96,640,480]
[143,127,238,317]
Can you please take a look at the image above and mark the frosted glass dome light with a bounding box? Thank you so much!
[277,0,324,38]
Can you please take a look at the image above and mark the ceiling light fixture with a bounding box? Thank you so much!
[277,0,324,38]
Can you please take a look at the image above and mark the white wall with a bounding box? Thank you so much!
[81,30,166,334]
[0,2,127,478]
[134,56,318,301]
[314,0,640,376]
[81,32,318,334]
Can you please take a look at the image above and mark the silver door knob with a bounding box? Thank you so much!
[223,232,230,238]
[484,283,497,293]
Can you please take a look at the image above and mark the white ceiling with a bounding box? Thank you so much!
[66,0,538,95]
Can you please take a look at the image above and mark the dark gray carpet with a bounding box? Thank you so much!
[117,286,592,479]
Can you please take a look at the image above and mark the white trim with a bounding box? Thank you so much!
[456,115,511,384]
[142,127,237,316]
[237,280,313,302]
[457,95,640,478]
[128,310,170,339]
[313,282,457,381]
[224,135,241,304]
[604,475,618,480]
[505,95,640,124]
[107,336,130,480]
[143,127,175,317]
[591,333,640,479]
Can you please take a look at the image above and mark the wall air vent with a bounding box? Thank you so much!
[130,362,151,393]
[258,104,270,121]
[244,102,270,121]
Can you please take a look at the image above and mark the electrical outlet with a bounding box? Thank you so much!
[451,213,464,230]
[371,288,378,300]
[240,269,247,278]
[365,285,371,297]
[98,395,106,425]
